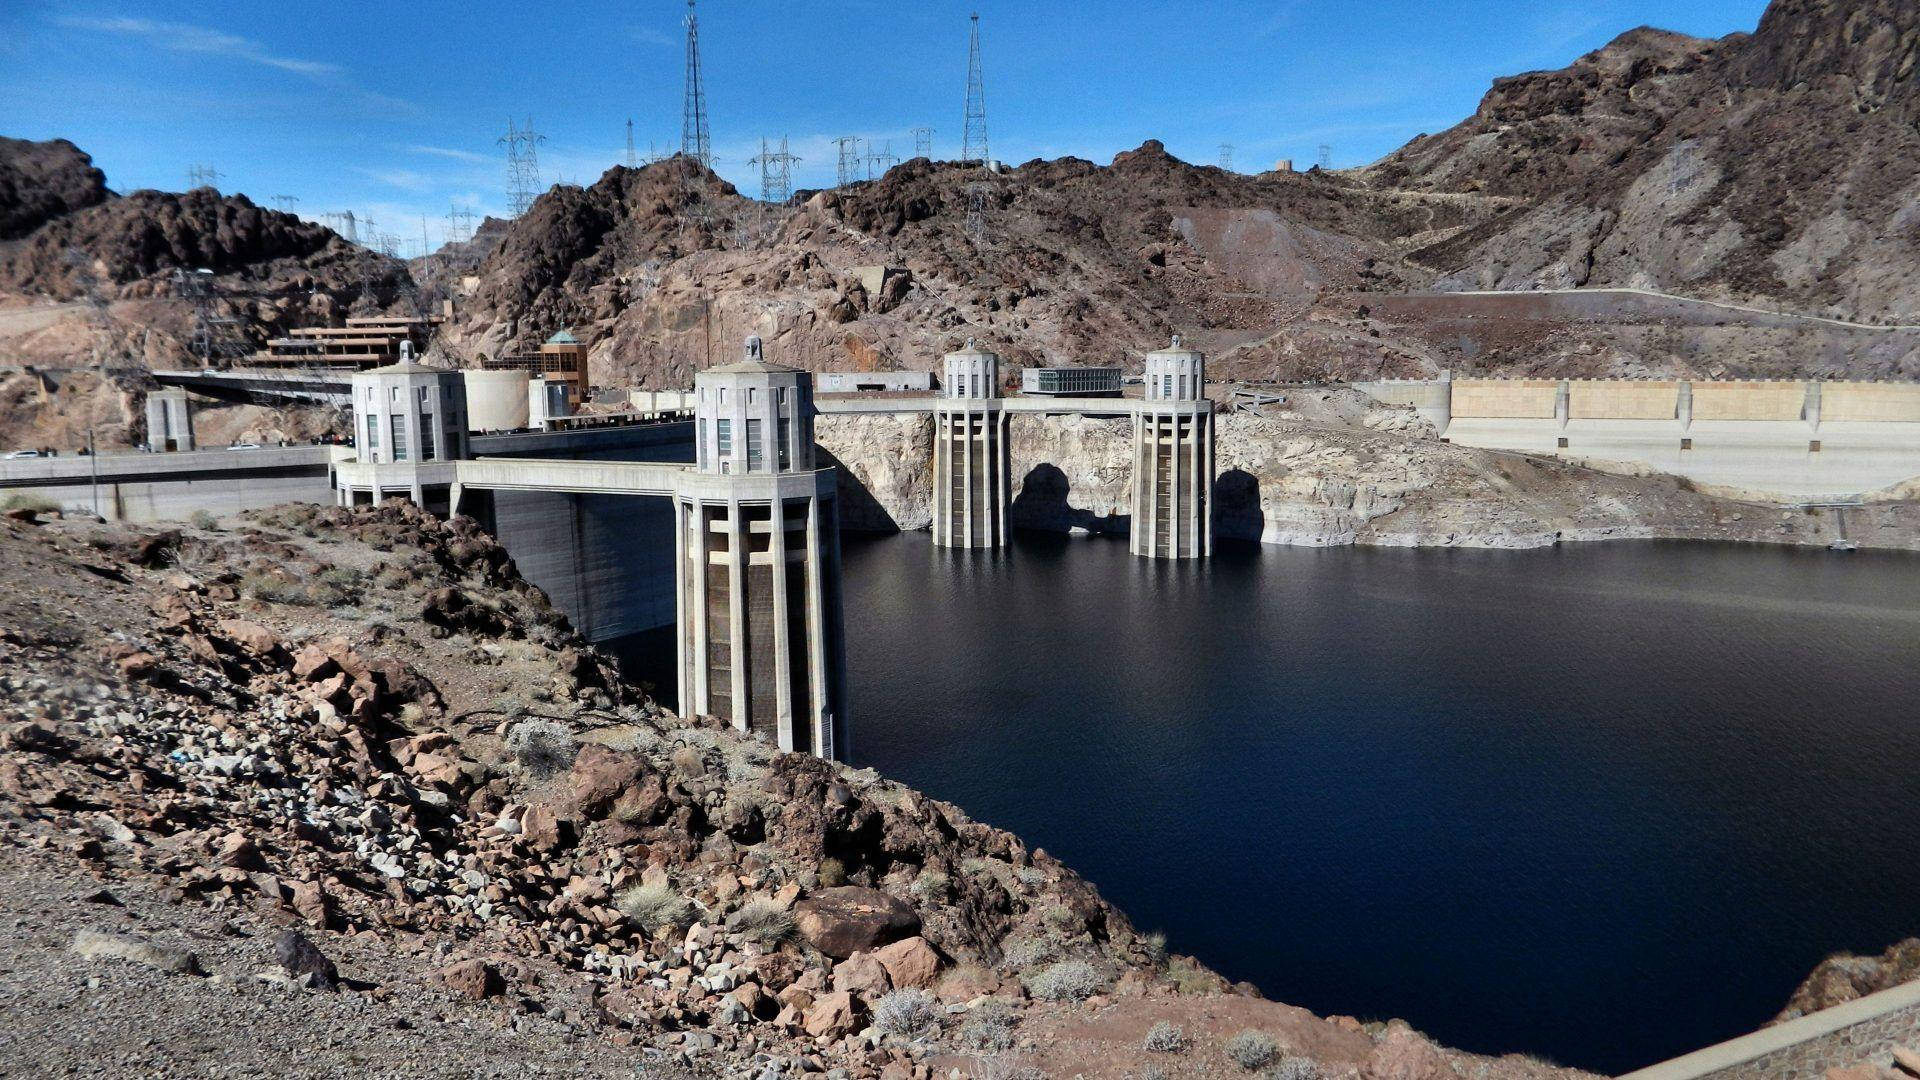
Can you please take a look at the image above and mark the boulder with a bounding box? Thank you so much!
[801,990,865,1039]
[793,887,920,959]
[272,930,338,990]
[440,958,505,1001]
[831,951,892,998]
[872,936,942,990]
[519,804,566,852]
[568,744,651,819]
[217,619,278,656]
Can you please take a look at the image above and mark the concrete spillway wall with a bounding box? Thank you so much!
[1353,378,1920,500]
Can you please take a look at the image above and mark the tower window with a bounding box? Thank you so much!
[716,418,732,457]
[747,418,764,471]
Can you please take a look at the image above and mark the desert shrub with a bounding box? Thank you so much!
[724,897,793,945]
[1225,1030,1279,1071]
[1143,1021,1188,1053]
[1142,931,1168,966]
[617,884,693,932]
[1001,935,1061,972]
[240,572,311,605]
[188,509,219,530]
[910,869,950,902]
[505,718,577,779]
[817,856,847,887]
[1041,904,1079,932]
[1166,955,1218,994]
[1026,960,1103,1003]
[1264,1057,1323,1080]
[2,493,61,513]
[957,1001,1018,1052]
[1015,866,1047,888]
[1138,1068,1170,1080]
[872,989,942,1039]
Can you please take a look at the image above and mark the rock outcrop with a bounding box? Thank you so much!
[0,136,109,241]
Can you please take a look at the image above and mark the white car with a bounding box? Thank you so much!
[225,443,263,451]
[3,449,42,459]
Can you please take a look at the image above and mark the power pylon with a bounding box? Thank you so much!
[681,0,712,167]
[324,211,358,244]
[445,204,476,245]
[499,118,546,217]
[962,14,988,164]
[186,165,222,190]
[834,137,863,189]
[626,119,638,167]
[270,194,299,213]
[965,180,993,244]
[864,139,899,181]
[1218,144,1234,171]
[749,136,800,203]
[1316,144,1332,170]
[912,126,934,159]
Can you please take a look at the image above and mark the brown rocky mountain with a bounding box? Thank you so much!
[1364,0,1920,320]
[0,137,110,241]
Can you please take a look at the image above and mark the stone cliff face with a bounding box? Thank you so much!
[0,137,110,241]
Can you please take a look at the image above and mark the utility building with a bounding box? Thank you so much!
[671,338,848,759]
[336,343,468,514]
[144,388,195,452]
[1131,336,1213,559]
[934,340,1011,548]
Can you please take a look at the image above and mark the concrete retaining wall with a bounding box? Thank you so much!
[1352,378,1920,499]
[1619,980,1920,1080]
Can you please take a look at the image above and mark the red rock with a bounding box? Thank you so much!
[290,879,333,928]
[832,951,892,998]
[871,936,942,990]
[801,990,865,1039]
[520,804,566,852]
[292,643,338,681]
[440,957,505,1001]
[793,887,920,959]
[217,618,278,656]
[216,830,265,871]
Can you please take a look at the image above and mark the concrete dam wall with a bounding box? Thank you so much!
[1353,377,1920,500]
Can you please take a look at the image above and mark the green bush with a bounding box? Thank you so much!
[817,856,847,887]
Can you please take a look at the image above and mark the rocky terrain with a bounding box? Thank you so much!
[0,500,1605,1078]
[1778,938,1920,1023]
[820,391,1920,551]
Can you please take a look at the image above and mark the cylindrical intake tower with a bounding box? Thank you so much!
[933,340,1011,548]
[1131,335,1213,559]
[672,337,848,759]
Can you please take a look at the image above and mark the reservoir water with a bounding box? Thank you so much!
[617,532,1920,1074]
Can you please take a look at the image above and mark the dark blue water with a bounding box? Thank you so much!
[828,532,1920,1074]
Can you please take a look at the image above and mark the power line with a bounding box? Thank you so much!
[270,194,299,213]
[965,180,993,245]
[445,204,475,245]
[323,211,357,244]
[962,14,989,164]
[499,117,546,217]
[1218,144,1234,171]
[912,127,934,160]
[185,165,222,191]
[681,0,711,168]
[1316,144,1332,170]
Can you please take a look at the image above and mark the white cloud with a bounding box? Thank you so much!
[58,16,339,75]
[354,167,436,192]
[407,145,490,163]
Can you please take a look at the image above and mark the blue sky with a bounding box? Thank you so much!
[1,0,1771,254]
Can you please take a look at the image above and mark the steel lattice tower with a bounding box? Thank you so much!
[626,119,639,167]
[1218,144,1234,171]
[962,14,988,164]
[682,0,712,168]
[749,137,800,203]
[499,118,546,218]
[912,126,934,159]
[834,137,862,189]
[864,139,899,180]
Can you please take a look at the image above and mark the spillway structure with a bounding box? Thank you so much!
[932,340,1011,548]
[1130,336,1214,558]
[670,338,848,758]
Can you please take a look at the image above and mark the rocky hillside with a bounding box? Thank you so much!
[0,500,1603,1079]
[1777,937,1920,1022]
[1362,0,1920,321]
[0,136,110,240]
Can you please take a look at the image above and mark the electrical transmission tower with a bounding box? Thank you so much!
[1316,144,1332,170]
[962,14,989,164]
[1218,144,1234,171]
[834,137,862,189]
[186,165,223,190]
[445,205,476,245]
[270,194,299,213]
[681,0,712,168]
[965,181,993,244]
[749,137,799,203]
[499,118,546,217]
[912,127,934,159]
[324,211,358,244]
[172,268,243,368]
[864,139,899,180]
[626,119,638,167]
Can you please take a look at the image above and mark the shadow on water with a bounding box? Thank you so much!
[1011,462,1129,536]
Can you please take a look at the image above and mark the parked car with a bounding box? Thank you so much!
[225,443,263,451]
[3,449,42,459]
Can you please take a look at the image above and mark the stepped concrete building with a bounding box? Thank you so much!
[671,338,847,759]
[933,341,1011,548]
[1131,336,1213,558]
